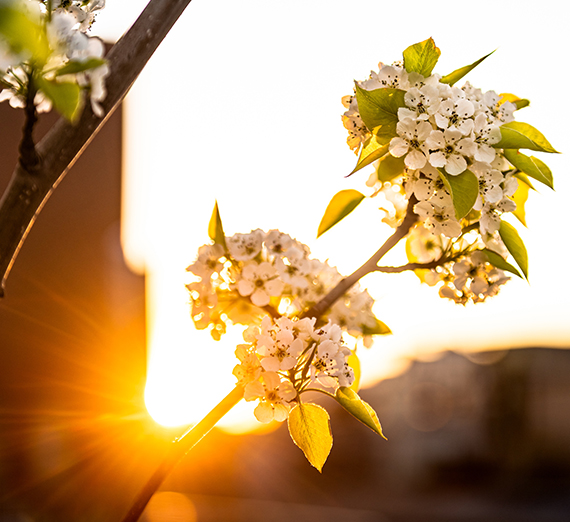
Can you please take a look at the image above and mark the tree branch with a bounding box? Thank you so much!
[0,0,195,296]
[120,385,244,522]
[302,195,419,320]
[374,258,448,273]
[18,68,40,174]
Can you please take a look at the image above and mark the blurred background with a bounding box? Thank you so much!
[1,0,569,520]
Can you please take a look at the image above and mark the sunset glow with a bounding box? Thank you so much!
[115,1,569,428]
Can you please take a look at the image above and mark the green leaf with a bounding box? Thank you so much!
[361,317,391,336]
[355,84,406,132]
[494,122,559,153]
[208,201,227,248]
[440,50,494,86]
[376,154,406,183]
[317,190,365,237]
[55,58,107,77]
[402,38,441,77]
[349,136,389,176]
[35,77,82,122]
[499,221,528,279]
[499,93,530,110]
[288,403,333,472]
[481,248,522,278]
[0,6,50,64]
[503,149,554,189]
[335,387,386,439]
[438,169,478,219]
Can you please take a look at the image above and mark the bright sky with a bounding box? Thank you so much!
[93,1,570,426]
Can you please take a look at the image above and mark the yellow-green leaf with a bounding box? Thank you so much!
[438,169,478,219]
[499,93,530,110]
[481,248,522,278]
[355,85,406,132]
[376,153,406,183]
[335,387,386,439]
[317,189,365,238]
[208,201,227,248]
[55,58,107,77]
[499,221,528,279]
[288,403,333,472]
[349,136,389,176]
[440,50,494,86]
[361,317,391,336]
[503,149,554,189]
[402,38,441,77]
[494,122,559,153]
[36,77,82,122]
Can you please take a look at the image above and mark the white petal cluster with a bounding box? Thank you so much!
[343,62,519,240]
[0,0,108,116]
[235,316,354,423]
[406,224,510,304]
[438,250,510,304]
[186,229,380,343]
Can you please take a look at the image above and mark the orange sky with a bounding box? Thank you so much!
[94,0,570,426]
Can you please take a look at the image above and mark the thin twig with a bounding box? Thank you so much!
[120,385,244,522]
[302,195,419,320]
[0,0,195,296]
[374,258,448,273]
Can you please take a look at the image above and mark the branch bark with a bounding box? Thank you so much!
[120,385,244,522]
[302,195,419,320]
[0,0,195,296]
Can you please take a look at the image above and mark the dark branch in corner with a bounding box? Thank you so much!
[0,0,195,296]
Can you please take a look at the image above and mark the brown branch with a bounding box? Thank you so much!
[302,194,419,320]
[18,69,40,174]
[375,258,448,273]
[120,385,244,522]
[0,0,195,296]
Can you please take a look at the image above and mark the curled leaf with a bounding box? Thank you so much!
[355,85,405,132]
[335,387,386,439]
[208,201,227,248]
[403,38,441,77]
[498,221,528,279]
[494,122,559,153]
[440,50,494,86]
[317,189,365,237]
[481,248,522,278]
[503,149,553,189]
[438,169,478,219]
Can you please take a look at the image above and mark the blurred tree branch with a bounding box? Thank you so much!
[0,0,194,296]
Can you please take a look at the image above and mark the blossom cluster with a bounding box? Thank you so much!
[0,0,108,116]
[343,63,519,243]
[234,316,354,423]
[406,224,510,305]
[186,229,380,343]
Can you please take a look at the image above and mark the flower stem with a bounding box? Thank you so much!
[302,195,419,320]
[120,384,244,522]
